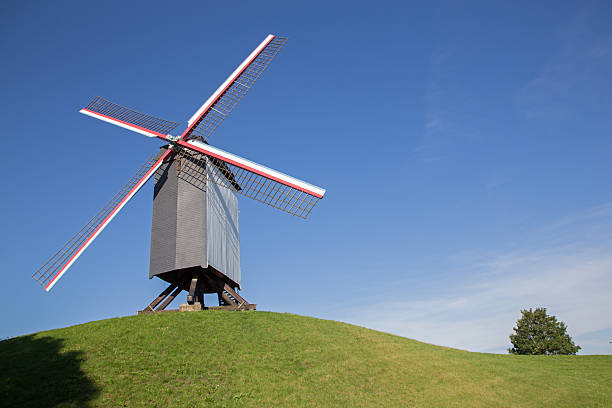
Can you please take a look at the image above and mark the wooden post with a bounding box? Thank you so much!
[195,278,205,307]
[187,274,198,305]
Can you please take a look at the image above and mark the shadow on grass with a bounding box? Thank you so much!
[0,335,99,407]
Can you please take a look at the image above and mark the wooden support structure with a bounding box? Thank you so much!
[187,274,198,305]
[138,266,255,313]
[211,283,255,310]
[157,286,183,311]
[143,283,177,312]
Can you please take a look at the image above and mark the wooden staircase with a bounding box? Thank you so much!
[213,284,256,311]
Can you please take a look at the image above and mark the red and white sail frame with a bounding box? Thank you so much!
[182,140,325,199]
[79,108,170,139]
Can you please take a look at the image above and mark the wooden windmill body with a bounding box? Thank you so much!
[149,148,247,310]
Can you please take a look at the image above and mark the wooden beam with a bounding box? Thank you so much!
[187,275,198,305]
[195,278,205,306]
[156,286,183,311]
[144,283,177,312]
[207,304,256,311]
[223,284,247,305]
[202,273,224,293]
[220,291,238,308]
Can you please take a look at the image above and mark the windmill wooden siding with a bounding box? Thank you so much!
[149,148,241,287]
[205,164,241,286]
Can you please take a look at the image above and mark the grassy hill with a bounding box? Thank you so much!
[1,311,610,407]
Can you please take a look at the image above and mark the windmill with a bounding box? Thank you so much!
[32,34,326,312]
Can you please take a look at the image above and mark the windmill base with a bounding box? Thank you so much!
[138,267,255,314]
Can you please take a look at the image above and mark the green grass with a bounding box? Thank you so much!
[1,311,610,407]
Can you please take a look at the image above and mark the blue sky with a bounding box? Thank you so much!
[1,1,611,354]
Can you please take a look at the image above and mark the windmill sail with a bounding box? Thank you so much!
[177,140,325,218]
[33,150,172,291]
[80,96,179,138]
[181,35,288,142]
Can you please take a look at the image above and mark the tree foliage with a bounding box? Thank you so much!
[508,307,580,355]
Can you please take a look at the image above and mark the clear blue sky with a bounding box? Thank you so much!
[1,1,611,354]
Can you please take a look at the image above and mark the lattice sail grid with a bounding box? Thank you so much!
[186,37,288,142]
[33,153,163,288]
[84,96,180,136]
[176,147,320,218]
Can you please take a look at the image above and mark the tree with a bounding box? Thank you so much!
[508,307,580,355]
